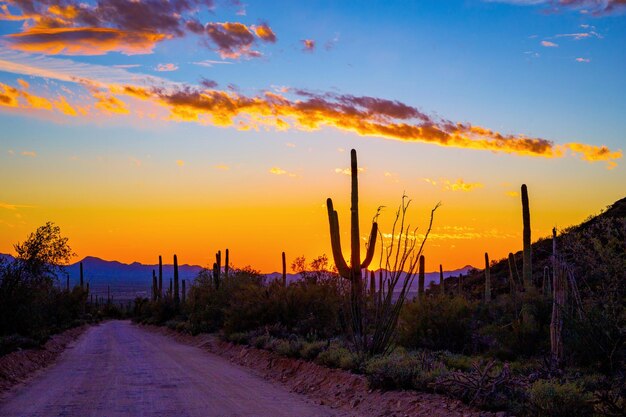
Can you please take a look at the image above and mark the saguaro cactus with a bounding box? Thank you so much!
[282,251,287,287]
[484,252,491,302]
[439,264,444,294]
[173,254,180,306]
[152,269,157,301]
[326,149,378,341]
[213,251,222,289]
[225,249,229,280]
[158,255,163,299]
[80,261,84,288]
[521,184,532,289]
[418,255,425,298]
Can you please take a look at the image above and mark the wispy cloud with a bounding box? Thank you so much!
[21,150,37,157]
[575,57,591,63]
[335,167,365,175]
[423,178,484,192]
[214,163,230,170]
[0,202,34,210]
[269,166,297,177]
[541,40,558,47]
[486,0,626,16]
[156,63,178,72]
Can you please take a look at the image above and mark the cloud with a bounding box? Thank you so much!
[21,150,37,157]
[506,191,519,197]
[91,90,130,114]
[269,166,297,177]
[335,167,365,175]
[176,159,185,166]
[0,1,280,57]
[156,63,178,72]
[0,55,621,168]
[555,31,602,40]
[302,39,315,52]
[214,163,230,170]
[205,22,275,58]
[541,40,558,47]
[253,23,277,42]
[6,27,167,56]
[192,60,233,67]
[575,57,591,63]
[424,178,484,192]
[0,202,34,210]
[486,0,626,15]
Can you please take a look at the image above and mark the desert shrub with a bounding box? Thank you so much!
[398,295,477,353]
[250,334,271,350]
[268,338,302,358]
[365,350,448,391]
[439,352,476,372]
[226,332,251,345]
[528,379,593,417]
[436,360,525,411]
[300,340,327,360]
[316,344,358,370]
[0,334,39,356]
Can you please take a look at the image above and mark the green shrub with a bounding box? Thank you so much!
[300,340,327,360]
[250,334,271,349]
[439,352,475,371]
[226,332,251,345]
[398,295,476,353]
[269,338,302,358]
[528,379,593,417]
[365,353,423,390]
[316,345,358,370]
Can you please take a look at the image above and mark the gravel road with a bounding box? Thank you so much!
[0,321,339,417]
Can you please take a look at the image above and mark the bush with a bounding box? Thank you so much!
[316,344,358,370]
[300,340,327,360]
[268,338,302,358]
[398,295,477,353]
[365,351,447,391]
[528,379,593,417]
[226,332,251,345]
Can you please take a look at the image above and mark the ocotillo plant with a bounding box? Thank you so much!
[550,256,567,367]
[152,269,157,302]
[225,249,229,280]
[173,254,180,307]
[182,279,186,304]
[521,184,532,290]
[281,251,287,287]
[484,252,491,303]
[80,261,84,288]
[439,264,444,294]
[158,255,163,299]
[418,255,425,299]
[326,149,378,348]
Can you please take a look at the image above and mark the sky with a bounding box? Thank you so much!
[0,0,624,273]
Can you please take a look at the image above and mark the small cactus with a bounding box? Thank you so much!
[418,255,425,298]
[173,254,180,307]
[484,252,491,302]
[439,264,444,294]
[158,255,163,299]
[282,251,287,287]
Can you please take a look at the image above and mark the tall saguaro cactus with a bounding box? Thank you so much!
[213,250,222,289]
[158,255,163,299]
[225,248,229,280]
[484,252,491,302]
[326,149,378,344]
[521,184,532,289]
[173,254,180,307]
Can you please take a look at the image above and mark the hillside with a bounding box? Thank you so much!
[442,196,626,298]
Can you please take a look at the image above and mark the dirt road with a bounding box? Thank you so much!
[0,321,340,417]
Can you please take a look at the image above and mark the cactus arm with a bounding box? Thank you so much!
[521,184,532,289]
[360,221,378,269]
[327,198,350,278]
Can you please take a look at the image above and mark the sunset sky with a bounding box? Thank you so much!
[0,0,624,273]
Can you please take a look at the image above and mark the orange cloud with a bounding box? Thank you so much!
[206,22,261,58]
[302,39,315,52]
[254,23,277,42]
[6,27,167,55]
[156,63,178,72]
[92,90,130,115]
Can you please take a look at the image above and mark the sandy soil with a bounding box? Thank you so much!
[0,321,341,417]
